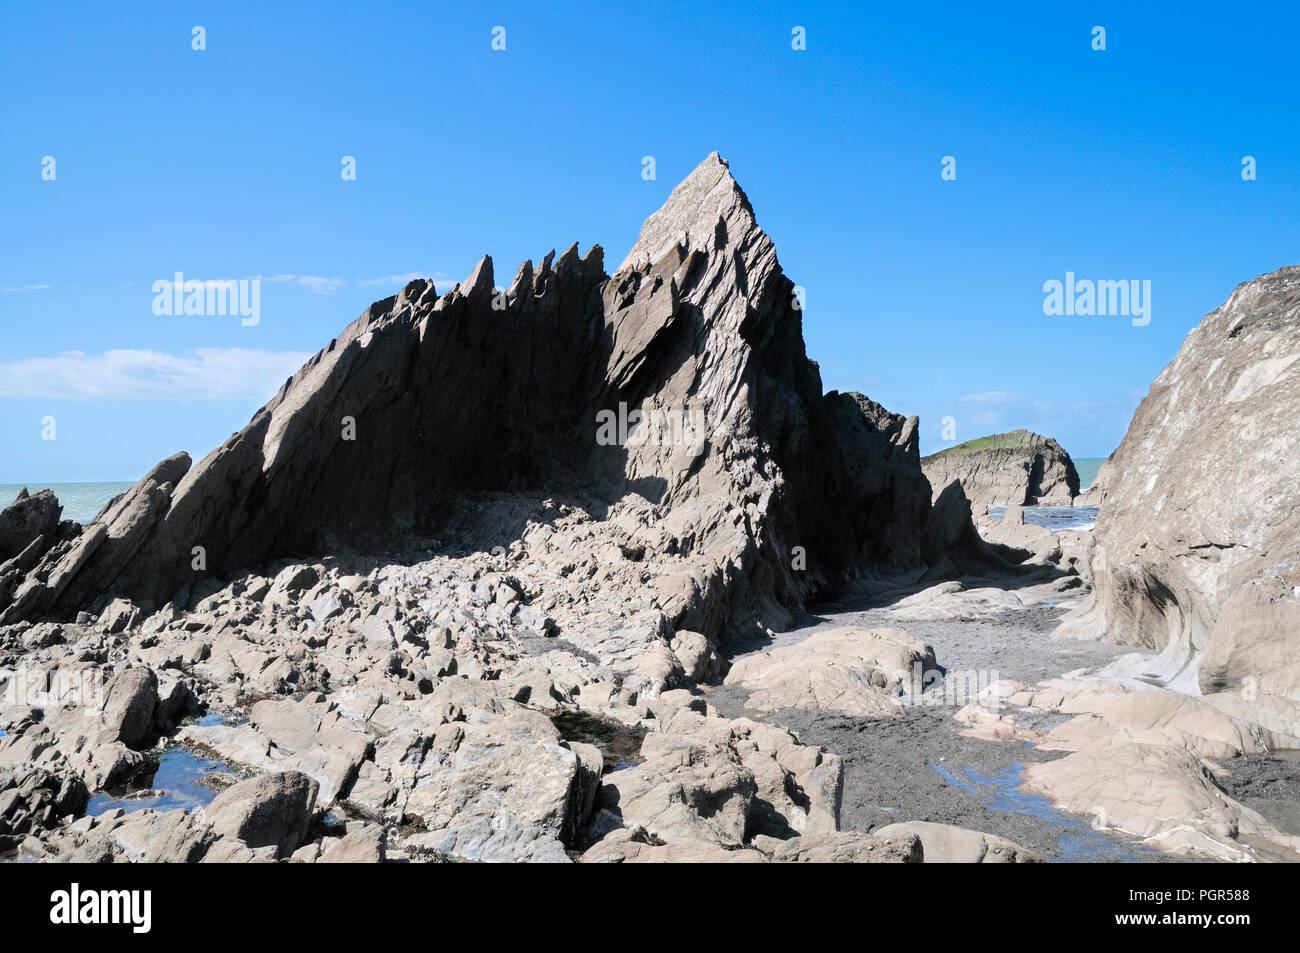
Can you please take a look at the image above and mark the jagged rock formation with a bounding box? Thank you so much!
[1059,266,1300,697]
[0,154,941,653]
[0,489,79,612]
[921,481,1021,579]
[921,430,1080,507]
[0,489,62,563]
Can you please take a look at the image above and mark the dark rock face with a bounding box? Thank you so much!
[921,430,1081,507]
[0,488,62,563]
[0,154,956,641]
[922,481,1020,579]
[815,392,930,573]
[0,489,80,613]
[1059,266,1300,696]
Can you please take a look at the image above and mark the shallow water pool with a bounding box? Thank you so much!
[87,747,231,816]
[933,761,1164,863]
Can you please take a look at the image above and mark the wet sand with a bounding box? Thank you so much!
[713,602,1178,862]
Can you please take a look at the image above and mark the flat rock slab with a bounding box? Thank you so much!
[874,820,1041,863]
[725,626,936,716]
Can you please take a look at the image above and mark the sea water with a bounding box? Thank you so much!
[988,503,1099,532]
[1073,458,1105,491]
[933,762,1163,863]
[981,457,1106,533]
[7,463,1112,530]
[0,482,134,525]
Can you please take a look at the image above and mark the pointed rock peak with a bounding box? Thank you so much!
[555,242,582,271]
[581,243,606,282]
[619,152,759,273]
[508,259,534,298]
[460,255,494,298]
[397,277,436,311]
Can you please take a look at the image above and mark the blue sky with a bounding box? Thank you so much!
[3,1,1298,482]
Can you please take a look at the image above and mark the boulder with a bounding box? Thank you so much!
[670,630,717,682]
[756,830,923,863]
[595,742,756,847]
[0,765,88,842]
[200,771,319,858]
[393,712,599,861]
[98,597,143,634]
[319,825,386,863]
[1036,688,1300,759]
[1021,741,1300,862]
[595,706,843,846]
[179,694,371,806]
[581,828,767,863]
[724,626,936,716]
[98,665,159,748]
[874,821,1041,863]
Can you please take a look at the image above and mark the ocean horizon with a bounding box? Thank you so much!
[1074,457,1105,491]
[1,482,134,525]
[4,457,1110,528]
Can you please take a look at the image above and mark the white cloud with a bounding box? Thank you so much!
[357,272,424,287]
[960,390,1021,404]
[243,272,458,295]
[357,271,458,289]
[249,274,346,295]
[0,348,312,400]
[1,284,51,292]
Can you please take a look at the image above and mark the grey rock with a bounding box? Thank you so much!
[1060,266,1300,697]
[922,480,1022,578]
[98,597,142,634]
[99,666,159,748]
[201,770,319,858]
[0,153,972,651]
[0,488,61,564]
[309,592,344,623]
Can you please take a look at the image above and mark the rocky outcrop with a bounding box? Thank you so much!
[0,154,1053,866]
[921,480,1023,579]
[921,430,1081,507]
[0,154,947,655]
[0,489,62,563]
[0,489,79,612]
[1058,266,1300,697]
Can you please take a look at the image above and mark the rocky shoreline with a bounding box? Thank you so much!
[3,154,1298,865]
